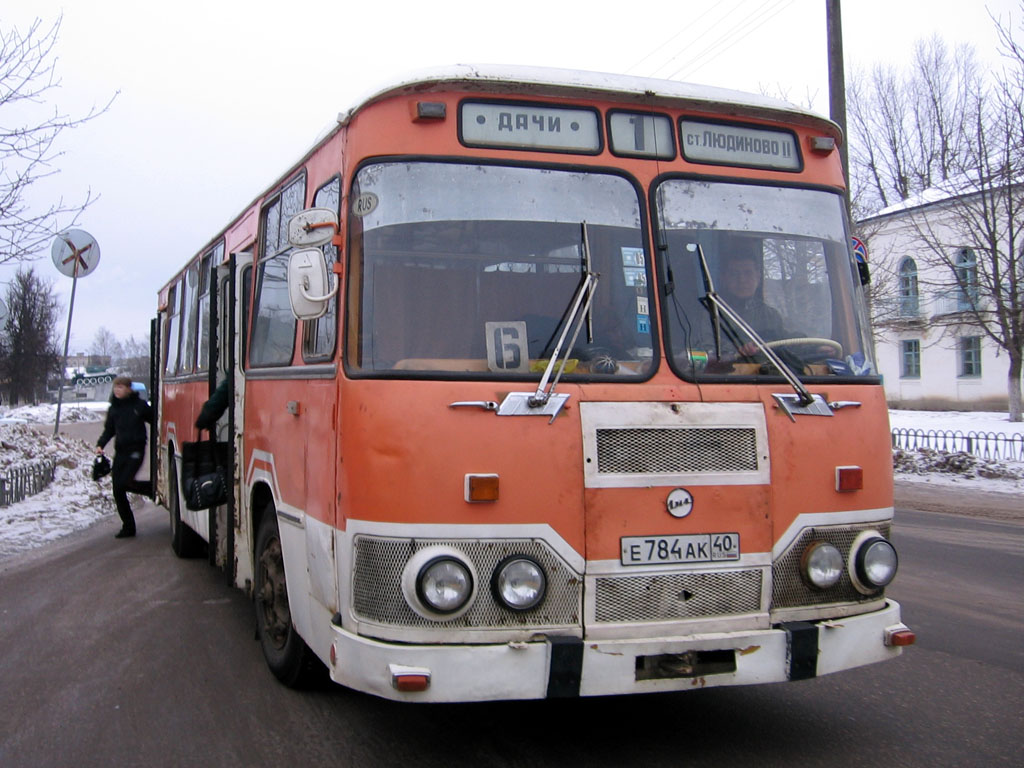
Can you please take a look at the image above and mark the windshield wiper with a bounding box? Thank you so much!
[692,243,814,407]
[529,222,600,409]
[694,242,724,360]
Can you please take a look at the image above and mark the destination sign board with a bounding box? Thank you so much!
[461,102,601,153]
[681,119,800,171]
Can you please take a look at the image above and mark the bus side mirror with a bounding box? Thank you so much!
[287,248,338,320]
[287,208,339,248]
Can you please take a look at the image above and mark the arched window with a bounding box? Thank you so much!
[898,257,919,316]
[955,248,978,310]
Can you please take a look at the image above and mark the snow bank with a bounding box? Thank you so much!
[0,402,107,425]
[0,423,115,560]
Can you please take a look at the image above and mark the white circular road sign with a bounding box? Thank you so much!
[51,229,101,278]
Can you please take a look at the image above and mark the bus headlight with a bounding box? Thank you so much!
[401,546,477,620]
[801,541,844,589]
[492,556,546,611]
[419,557,473,613]
[852,535,898,592]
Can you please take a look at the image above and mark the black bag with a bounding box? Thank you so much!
[181,438,229,511]
[91,454,112,481]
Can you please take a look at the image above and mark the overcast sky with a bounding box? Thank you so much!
[2,0,1019,353]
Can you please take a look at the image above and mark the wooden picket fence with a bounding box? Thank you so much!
[0,459,57,507]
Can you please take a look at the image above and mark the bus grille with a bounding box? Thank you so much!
[593,569,763,623]
[772,522,892,608]
[352,536,581,629]
[595,427,759,475]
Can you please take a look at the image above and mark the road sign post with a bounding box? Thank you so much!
[51,230,100,436]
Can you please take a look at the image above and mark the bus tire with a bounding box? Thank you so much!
[254,510,319,687]
[169,451,205,558]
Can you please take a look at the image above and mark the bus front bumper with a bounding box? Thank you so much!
[328,600,908,702]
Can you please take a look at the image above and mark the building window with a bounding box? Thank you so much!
[959,336,982,377]
[901,339,921,378]
[898,257,919,316]
[955,248,978,311]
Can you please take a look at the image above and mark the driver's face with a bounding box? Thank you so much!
[723,258,760,299]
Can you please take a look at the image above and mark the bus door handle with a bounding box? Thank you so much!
[449,401,499,412]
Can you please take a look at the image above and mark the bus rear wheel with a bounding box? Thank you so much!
[254,510,319,687]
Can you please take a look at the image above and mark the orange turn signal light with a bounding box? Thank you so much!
[885,626,917,647]
[389,664,431,692]
[466,473,499,503]
[394,674,430,692]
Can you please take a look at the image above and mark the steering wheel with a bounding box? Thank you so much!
[764,337,843,360]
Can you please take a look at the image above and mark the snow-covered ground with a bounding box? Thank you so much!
[888,409,1024,493]
[1,405,114,561]
[1,402,1022,562]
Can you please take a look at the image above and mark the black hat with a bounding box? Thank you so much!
[92,454,111,481]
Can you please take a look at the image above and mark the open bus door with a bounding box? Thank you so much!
[147,317,159,500]
[211,249,252,584]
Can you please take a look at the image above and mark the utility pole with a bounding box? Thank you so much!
[826,0,850,205]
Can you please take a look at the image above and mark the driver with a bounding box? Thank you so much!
[718,250,789,356]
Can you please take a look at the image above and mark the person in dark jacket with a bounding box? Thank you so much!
[716,249,794,359]
[95,376,153,538]
[195,379,229,431]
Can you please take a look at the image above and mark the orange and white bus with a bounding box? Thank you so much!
[156,65,914,702]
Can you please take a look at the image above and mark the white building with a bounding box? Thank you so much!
[858,182,1020,411]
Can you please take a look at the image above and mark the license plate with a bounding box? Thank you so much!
[621,533,741,566]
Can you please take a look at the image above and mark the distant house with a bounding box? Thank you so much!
[858,179,1020,411]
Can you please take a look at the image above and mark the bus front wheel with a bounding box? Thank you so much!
[254,510,318,687]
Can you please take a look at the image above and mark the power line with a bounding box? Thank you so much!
[624,2,722,75]
[647,1,752,80]
[668,0,796,81]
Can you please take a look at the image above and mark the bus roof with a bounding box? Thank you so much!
[336,64,840,137]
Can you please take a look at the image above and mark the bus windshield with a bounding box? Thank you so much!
[348,162,654,378]
[655,179,876,379]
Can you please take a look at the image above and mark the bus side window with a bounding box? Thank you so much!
[250,175,305,367]
[250,254,296,366]
[179,264,200,375]
[241,264,252,367]
[164,280,181,376]
[197,242,224,372]
[303,177,341,361]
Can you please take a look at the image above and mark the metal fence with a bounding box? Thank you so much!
[0,459,57,507]
[891,428,1024,462]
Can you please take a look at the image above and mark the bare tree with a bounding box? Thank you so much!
[0,266,61,403]
[89,326,123,360]
[0,16,115,265]
[848,36,980,213]
[851,7,1024,420]
[116,333,151,381]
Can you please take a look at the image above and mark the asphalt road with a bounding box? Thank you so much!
[0,502,1020,768]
